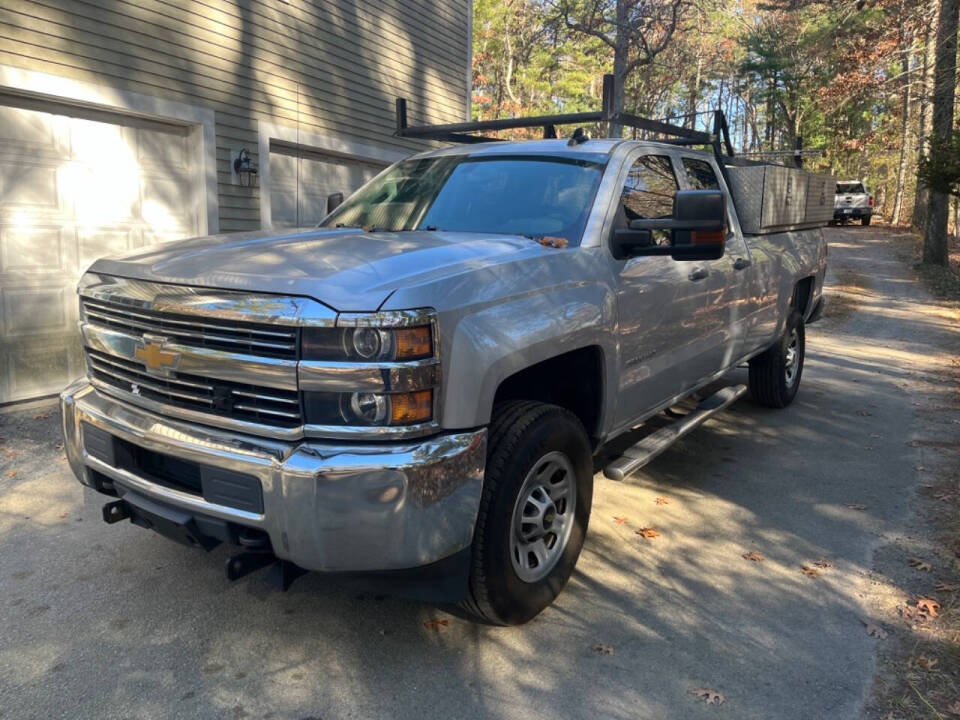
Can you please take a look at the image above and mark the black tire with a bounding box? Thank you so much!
[861,215,871,226]
[459,401,593,625]
[748,310,805,408]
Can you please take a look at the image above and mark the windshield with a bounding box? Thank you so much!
[321,154,606,245]
[836,182,865,194]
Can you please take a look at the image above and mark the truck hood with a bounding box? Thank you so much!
[89,228,545,311]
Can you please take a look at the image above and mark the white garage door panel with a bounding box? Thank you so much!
[269,144,384,228]
[0,101,201,403]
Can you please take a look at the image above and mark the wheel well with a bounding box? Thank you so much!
[792,276,815,317]
[492,346,604,443]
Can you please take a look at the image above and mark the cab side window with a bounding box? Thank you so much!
[620,155,678,245]
[682,158,721,190]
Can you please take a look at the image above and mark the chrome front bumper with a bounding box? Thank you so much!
[60,379,486,572]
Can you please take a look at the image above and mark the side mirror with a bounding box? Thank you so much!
[669,189,726,261]
[612,189,726,261]
[327,192,344,214]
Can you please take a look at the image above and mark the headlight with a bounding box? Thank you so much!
[300,311,438,431]
[302,325,433,362]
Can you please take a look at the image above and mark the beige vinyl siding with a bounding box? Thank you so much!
[0,0,469,231]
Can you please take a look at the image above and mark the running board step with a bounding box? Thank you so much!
[603,384,748,481]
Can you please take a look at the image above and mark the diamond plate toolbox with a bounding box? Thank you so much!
[726,165,835,234]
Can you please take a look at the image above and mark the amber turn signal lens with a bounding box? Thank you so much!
[394,326,432,360]
[390,389,433,425]
[690,229,725,245]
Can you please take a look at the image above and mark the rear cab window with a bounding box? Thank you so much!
[836,182,865,194]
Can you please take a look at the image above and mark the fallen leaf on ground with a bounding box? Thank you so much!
[946,700,960,716]
[654,497,670,505]
[613,516,628,525]
[914,656,939,671]
[33,412,52,420]
[856,409,872,416]
[862,620,888,639]
[907,440,922,447]
[813,559,834,569]
[934,491,957,502]
[915,466,926,472]
[909,558,933,572]
[917,597,941,617]
[742,552,764,562]
[935,582,960,592]
[801,566,820,578]
[4,451,16,458]
[58,512,69,519]
[636,528,660,539]
[5,470,16,478]
[690,688,725,705]
[846,503,867,511]
[423,619,450,632]
[591,643,614,655]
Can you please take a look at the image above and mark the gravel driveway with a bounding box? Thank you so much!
[1,226,956,720]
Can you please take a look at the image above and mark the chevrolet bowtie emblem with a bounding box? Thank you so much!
[135,334,180,375]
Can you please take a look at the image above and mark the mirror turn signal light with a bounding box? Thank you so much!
[394,326,432,360]
[690,229,725,245]
[390,389,433,424]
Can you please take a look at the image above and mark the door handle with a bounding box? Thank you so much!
[688,267,709,281]
[733,257,752,270]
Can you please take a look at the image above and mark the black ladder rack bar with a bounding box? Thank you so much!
[395,73,721,147]
[615,112,712,144]
[397,110,604,137]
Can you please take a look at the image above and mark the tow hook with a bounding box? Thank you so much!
[224,552,307,591]
[228,528,306,590]
[102,500,130,524]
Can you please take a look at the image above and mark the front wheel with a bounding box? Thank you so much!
[459,401,593,625]
[749,311,805,408]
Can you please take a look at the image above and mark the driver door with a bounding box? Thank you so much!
[610,152,710,429]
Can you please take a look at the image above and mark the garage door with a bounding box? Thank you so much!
[0,100,201,403]
[269,141,385,228]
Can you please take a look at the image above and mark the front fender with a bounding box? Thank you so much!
[439,282,617,428]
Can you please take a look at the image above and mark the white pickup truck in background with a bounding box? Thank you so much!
[834,180,873,225]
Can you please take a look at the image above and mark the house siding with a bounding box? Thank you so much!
[0,0,470,231]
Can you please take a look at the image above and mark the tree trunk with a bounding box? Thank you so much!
[923,0,959,265]
[892,36,912,225]
[608,0,629,138]
[687,55,703,130]
[912,0,938,230]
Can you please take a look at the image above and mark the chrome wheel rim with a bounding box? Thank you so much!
[784,329,800,388]
[509,451,577,583]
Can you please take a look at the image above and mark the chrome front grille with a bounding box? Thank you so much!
[81,297,298,359]
[87,349,303,428]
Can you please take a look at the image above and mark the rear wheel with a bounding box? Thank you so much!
[749,310,805,408]
[459,401,593,625]
[861,215,871,226]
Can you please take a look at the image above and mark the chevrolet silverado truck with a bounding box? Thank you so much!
[834,180,873,225]
[61,97,828,625]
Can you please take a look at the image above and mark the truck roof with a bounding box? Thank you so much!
[410,137,713,162]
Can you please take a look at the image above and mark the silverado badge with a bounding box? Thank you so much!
[135,334,180,376]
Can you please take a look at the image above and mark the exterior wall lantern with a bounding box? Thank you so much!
[232,148,258,187]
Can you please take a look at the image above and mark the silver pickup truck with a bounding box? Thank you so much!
[61,133,827,625]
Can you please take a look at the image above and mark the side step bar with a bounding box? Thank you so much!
[603,384,747,481]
